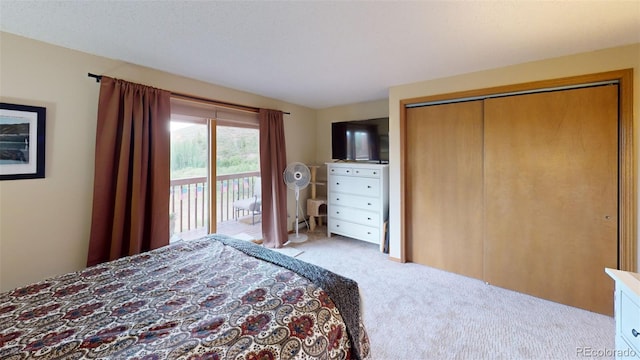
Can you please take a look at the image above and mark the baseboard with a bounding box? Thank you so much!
[292,218,308,232]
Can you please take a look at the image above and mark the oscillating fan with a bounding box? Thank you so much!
[283,162,311,243]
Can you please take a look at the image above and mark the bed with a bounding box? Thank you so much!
[0,234,369,359]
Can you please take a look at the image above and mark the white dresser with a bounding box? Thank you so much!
[606,268,640,359]
[326,162,389,251]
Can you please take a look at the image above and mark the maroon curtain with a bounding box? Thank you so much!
[87,76,171,266]
[259,109,288,248]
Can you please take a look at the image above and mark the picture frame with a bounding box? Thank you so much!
[0,102,46,180]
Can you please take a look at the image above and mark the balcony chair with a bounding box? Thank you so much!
[233,177,261,225]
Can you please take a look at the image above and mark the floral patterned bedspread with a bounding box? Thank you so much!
[0,236,369,359]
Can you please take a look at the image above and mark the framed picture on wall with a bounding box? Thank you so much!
[0,102,46,180]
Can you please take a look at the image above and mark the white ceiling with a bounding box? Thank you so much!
[1,1,639,109]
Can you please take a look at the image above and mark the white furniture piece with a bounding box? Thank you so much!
[326,162,389,251]
[606,268,640,359]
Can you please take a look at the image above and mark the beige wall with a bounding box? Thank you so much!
[388,43,640,268]
[0,32,317,291]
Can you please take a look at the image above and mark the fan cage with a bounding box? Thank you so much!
[284,163,311,189]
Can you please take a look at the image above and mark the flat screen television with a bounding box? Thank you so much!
[331,117,389,163]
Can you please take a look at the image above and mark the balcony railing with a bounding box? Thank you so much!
[169,171,260,234]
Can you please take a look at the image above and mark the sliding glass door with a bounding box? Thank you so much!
[215,124,261,240]
[169,111,261,242]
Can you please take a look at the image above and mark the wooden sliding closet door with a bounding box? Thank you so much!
[484,85,618,315]
[406,100,484,279]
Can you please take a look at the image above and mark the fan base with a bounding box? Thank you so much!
[288,233,308,243]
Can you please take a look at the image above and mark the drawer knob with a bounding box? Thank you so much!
[367,217,372,220]
[336,198,340,201]
[367,231,371,234]
[367,203,372,206]
[633,329,639,338]
[336,182,340,185]
[336,224,340,227]
[373,172,377,175]
[336,211,340,214]
[367,185,372,188]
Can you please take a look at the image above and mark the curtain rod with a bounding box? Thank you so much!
[88,73,290,115]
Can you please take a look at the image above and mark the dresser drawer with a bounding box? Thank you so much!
[621,291,640,354]
[329,175,379,196]
[328,166,382,178]
[351,168,382,178]
[329,193,379,210]
[328,167,353,176]
[330,205,380,225]
[329,219,379,244]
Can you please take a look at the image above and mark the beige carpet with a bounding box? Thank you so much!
[232,232,304,257]
[271,246,304,258]
[230,232,255,241]
[292,229,615,360]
